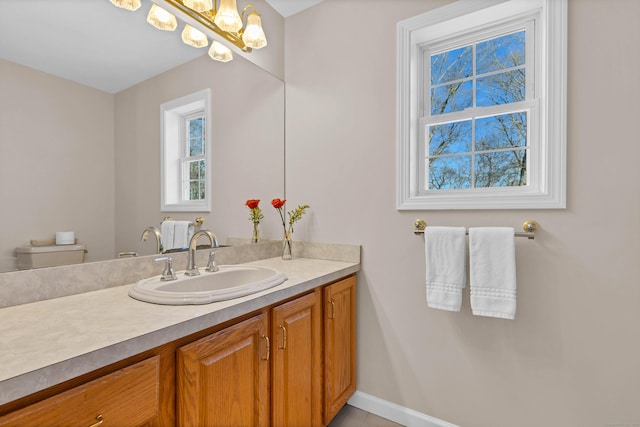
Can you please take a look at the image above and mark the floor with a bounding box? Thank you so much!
[328,405,403,427]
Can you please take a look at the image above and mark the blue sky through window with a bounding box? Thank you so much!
[426,30,528,190]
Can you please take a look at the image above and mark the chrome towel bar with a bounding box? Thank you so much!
[162,217,205,227]
[413,219,538,240]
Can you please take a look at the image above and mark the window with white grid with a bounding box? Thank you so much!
[397,0,566,210]
[181,112,206,203]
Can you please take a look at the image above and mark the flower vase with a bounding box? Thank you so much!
[282,231,293,260]
[252,224,260,243]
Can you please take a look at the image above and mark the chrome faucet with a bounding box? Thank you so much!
[141,226,164,254]
[186,230,219,276]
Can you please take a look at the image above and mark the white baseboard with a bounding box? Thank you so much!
[347,391,459,427]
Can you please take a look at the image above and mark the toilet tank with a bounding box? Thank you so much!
[15,245,87,270]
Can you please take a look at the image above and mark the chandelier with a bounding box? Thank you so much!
[110,0,267,63]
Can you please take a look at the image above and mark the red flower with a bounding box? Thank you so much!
[271,198,286,209]
[246,199,263,226]
[245,199,260,209]
[271,198,309,235]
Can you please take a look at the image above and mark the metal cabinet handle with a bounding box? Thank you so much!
[278,325,287,350]
[118,251,138,258]
[261,335,270,361]
[88,414,104,427]
[328,299,336,319]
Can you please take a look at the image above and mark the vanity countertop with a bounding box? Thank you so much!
[0,256,360,405]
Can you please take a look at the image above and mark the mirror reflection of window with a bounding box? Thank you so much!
[183,114,206,202]
[161,89,211,212]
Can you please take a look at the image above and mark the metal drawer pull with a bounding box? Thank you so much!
[261,335,270,361]
[88,414,104,427]
[278,325,287,349]
[328,299,336,319]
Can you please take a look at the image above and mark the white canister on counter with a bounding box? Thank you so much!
[55,231,75,245]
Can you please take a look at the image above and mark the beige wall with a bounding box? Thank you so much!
[0,59,115,271]
[285,0,640,425]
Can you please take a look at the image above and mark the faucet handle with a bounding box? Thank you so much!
[155,257,177,281]
[206,251,219,272]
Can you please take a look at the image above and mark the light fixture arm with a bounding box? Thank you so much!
[161,0,252,52]
[240,3,257,31]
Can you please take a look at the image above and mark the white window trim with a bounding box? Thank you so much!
[396,0,566,210]
[161,88,211,212]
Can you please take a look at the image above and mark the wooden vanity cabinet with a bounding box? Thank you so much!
[176,276,356,427]
[177,290,324,427]
[323,275,357,424]
[0,356,160,427]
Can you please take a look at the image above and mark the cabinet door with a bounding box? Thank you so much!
[324,275,357,424]
[177,313,270,427]
[272,291,322,427]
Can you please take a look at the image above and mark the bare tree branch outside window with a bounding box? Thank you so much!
[427,30,528,190]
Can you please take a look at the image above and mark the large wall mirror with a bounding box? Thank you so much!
[0,0,285,273]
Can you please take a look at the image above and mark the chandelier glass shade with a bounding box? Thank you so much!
[208,41,233,62]
[213,0,243,33]
[241,9,267,49]
[110,0,141,11]
[147,4,178,31]
[183,0,213,12]
[181,24,209,48]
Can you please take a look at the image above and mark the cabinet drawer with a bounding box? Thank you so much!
[0,356,159,427]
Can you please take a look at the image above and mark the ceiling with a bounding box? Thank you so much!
[0,0,322,93]
[266,0,323,17]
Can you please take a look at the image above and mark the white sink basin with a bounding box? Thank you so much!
[128,265,288,305]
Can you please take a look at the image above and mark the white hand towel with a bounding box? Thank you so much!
[161,220,176,251]
[173,221,194,250]
[468,227,517,319]
[187,224,195,243]
[425,226,467,312]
